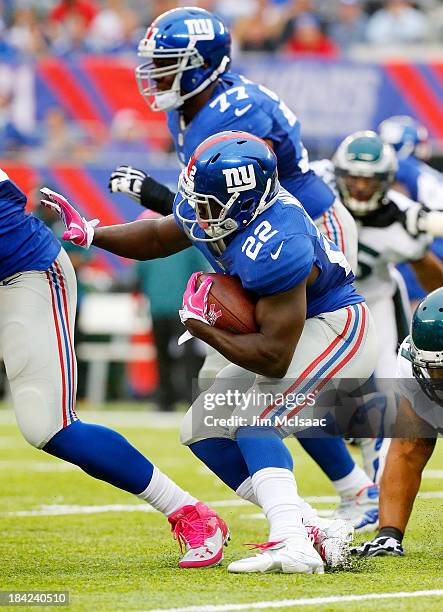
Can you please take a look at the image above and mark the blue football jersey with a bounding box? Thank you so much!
[167,72,334,220]
[0,172,60,281]
[174,187,363,318]
[396,156,443,208]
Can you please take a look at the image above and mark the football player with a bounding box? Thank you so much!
[311,131,443,492]
[108,6,380,531]
[0,169,229,569]
[42,131,380,574]
[313,131,443,379]
[352,288,443,558]
[378,115,443,210]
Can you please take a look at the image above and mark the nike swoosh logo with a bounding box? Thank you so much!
[234,104,252,117]
[270,241,284,260]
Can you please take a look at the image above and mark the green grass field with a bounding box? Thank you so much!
[0,406,442,612]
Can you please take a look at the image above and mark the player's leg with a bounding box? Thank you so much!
[197,347,368,529]
[0,249,228,567]
[307,200,381,518]
[351,267,409,482]
[184,363,342,571]
[349,294,397,487]
[227,303,377,571]
[378,398,436,537]
[352,397,436,558]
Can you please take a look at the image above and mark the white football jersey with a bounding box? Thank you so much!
[311,159,432,304]
[396,338,443,432]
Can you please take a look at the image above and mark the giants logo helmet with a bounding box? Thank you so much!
[136,7,231,112]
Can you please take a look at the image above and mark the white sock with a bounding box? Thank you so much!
[252,467,305,541]
[236,477,259,506]
[237,475,321,526]
[299,498,320,524]
[137,466,197,517]
[333,464,373,498]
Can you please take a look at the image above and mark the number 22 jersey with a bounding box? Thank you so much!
[174,187,363,319]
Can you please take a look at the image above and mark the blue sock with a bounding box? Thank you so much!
[190,438,250,490]
[236,426,293,476]
[297,437,354,481]
[44,420,154,494]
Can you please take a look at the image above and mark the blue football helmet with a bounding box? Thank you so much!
[378,115,429,160]
[176,131,280,243]
[136,7,231,112]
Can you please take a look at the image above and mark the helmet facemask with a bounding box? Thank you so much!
[176,168,277,245]
[410,341,443,406]
[333,131,397,217]
[177,169,239,243]
[136,44,205,112]
[335,171,390,217]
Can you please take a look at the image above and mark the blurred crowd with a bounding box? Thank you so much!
[1,1,442,163]
[0,0,442,60]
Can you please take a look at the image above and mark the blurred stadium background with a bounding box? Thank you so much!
[1,0,443,408]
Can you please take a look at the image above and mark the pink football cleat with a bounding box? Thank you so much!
[168,502,230,568]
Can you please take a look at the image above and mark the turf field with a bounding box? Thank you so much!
[0,406,442,612]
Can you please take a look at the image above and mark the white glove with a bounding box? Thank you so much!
[108,165,147,203]
[405,203,443,237]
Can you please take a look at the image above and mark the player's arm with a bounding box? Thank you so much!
[409,251,443,292]
[379,395,436,534]
[93,216,191,259]
[185,279,308,378]
[352,395,436,558]
[40,187,191,259]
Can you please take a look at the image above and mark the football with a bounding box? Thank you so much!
[196,272,258,334]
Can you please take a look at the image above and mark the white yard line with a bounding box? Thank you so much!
[135,590,443,612]
[2,491,442,517]
[422,469,443,479]
[0,460,78,472]
[0,409,183,428]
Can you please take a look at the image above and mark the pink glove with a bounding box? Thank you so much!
[178,272,221,344]
[40,187,99,249]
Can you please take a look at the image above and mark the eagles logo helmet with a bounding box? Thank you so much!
[409,288,443,406]
[176,131,279,245]
[136,7,231,112]
[378,115,429,160]
[333,131,398,217]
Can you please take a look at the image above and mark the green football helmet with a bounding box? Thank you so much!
[409,288,443,405]
[333,130,398,217]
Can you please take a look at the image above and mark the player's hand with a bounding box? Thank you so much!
[108,165,147,203]
[179,272,214,326]
[405,203,443,237]
[350,535,404,558]
[40,187,99,249]
[178,272,221,345]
